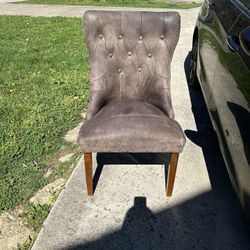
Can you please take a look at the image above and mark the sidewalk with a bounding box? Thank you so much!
[1,4,249,250]
[0,2,200,17]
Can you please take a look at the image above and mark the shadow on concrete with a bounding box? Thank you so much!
[184,52,235,192]
[93,153,169,193]
[183,52,250,228]
[183,51,230,192]
[60,52,250,249]
[63,194,250,249]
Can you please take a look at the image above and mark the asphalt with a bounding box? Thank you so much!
[0,3,249,250]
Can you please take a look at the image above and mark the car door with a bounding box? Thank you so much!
[197,0,242,104]
[210,0,250,220]
[196,0,220,104]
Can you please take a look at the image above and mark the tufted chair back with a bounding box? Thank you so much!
[83,11,180,120]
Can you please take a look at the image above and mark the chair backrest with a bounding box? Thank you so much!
[83,10,180,120]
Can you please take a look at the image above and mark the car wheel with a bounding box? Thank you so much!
[188,35,199,87]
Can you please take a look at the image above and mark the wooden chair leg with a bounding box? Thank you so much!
[84,153,93,196]
[166,153,179,197]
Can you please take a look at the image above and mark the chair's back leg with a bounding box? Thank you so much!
[166,153,179,197]
[84,153,93,196]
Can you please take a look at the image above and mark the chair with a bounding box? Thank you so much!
[77,10,186,197]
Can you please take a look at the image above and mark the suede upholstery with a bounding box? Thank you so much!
[77,10,186,153]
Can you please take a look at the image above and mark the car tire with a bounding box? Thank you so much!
[188,35,199,87]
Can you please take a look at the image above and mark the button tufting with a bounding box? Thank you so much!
[160,35,164,40]
[148,53,152,58]
[128,51,132,56]
[139,36,142,41]
[109,53,113,58]
[99,34,103,39]
[118,35,122,39]
[118,68,122,73]
[138,67,142,72]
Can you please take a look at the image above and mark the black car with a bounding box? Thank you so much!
[189,0,250,222]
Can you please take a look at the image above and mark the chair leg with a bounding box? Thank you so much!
[84,153,93,196]
[166,153,179,197]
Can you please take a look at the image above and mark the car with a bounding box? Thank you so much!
[188,0,250,223]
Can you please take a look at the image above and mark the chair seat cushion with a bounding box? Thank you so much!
[77,100,185,153]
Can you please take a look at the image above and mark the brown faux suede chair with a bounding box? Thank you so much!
[77,10,186,196]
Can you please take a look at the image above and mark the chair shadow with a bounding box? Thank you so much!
[93,153,170,193]
[183,52,233,192]
[184,52,250,230]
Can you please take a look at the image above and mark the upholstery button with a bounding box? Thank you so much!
[160,35,164,40]
[118,68,122,73]
[128,51,132,56]
[139,36,142,41]
[148,53,152,58]
[138,67,142,72]
[118,35,122,39]
[99,34,103,39]
[109,53,113,58]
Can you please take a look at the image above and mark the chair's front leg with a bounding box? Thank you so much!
[84,153,93,196]
[166,153,179,197]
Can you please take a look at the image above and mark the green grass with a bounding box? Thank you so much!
[25,204,51,231]
[25,0,201,9]
[0,16,89,212]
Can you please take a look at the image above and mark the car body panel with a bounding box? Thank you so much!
[194,0,250,222]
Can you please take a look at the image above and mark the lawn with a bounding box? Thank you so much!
[0,16,88,212]
[26,0,201,9]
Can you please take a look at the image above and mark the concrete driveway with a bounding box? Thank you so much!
[0,3,249,249]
